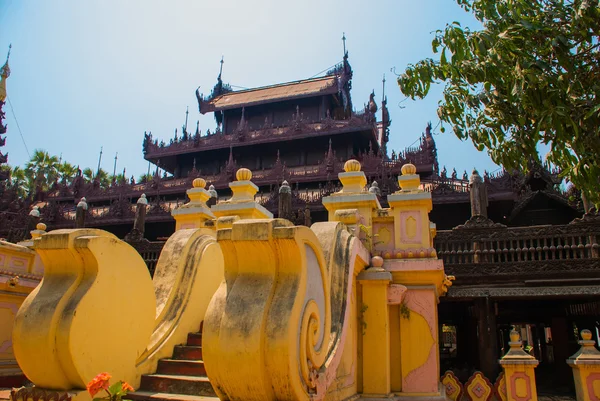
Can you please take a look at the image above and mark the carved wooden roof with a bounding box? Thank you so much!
[199,75,339,113]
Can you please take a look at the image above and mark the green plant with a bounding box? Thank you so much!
[398,0,600,203]
[359,304,369,335]
[86,372,133,401]
[400,302,411,320]
[357,224,383,253]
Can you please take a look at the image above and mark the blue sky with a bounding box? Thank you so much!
[0,0,498,178]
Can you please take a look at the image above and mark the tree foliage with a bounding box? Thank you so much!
[398,0,600,201]
[5,150,117,197]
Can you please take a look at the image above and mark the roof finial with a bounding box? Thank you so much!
[382,73,386,103]
[342,33,347,57]
[96,146,103,177]
[218,55,224,80]
[185,106,189,132]
[113,152,118,177]
[0,44,11,101]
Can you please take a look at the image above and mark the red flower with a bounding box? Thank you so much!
[121,382,134,392]
[86,372,112,397]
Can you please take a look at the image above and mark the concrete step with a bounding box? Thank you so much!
[186,332,202,346]
[127,391,217,401]
[157,359,207,377]
[173,345,202,360]
[139,374,216,397]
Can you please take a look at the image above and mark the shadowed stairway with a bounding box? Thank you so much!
[129,324,217,401]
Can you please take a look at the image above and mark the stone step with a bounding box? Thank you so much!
[127,391,217,401]
[139,374,216,397]
[173,345,202,360]
[157,359,207,377]
[186,332,202,346]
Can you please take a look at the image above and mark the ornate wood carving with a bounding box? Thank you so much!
[446,285,600,298]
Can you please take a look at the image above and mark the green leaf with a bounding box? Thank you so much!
[109,381,124,396]
[585,104,600,119]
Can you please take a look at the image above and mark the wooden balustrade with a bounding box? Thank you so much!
[434,214,600,282]
[126,240,166,277]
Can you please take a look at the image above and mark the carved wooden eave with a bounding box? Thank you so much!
[444,259,600,285]
[143,117,378,161]
[452,215,507,230]
[445,284,600,299]
[571,209,600,225]
[436,210,600,290]
[43,151,437,206]
[507,188,579,222]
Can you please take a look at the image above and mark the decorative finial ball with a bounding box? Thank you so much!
[371,256,384,268]
[29,206,40,217]
[344,159,361,172]
[36,222,47,231]
[236,168,252,181]
[581,329,593,341]
[401,163,417,175]
[77,197,88,209]
[279,180,291,194]
[509,330,521,343]
[192,177,206,189]
[208,184,218,198]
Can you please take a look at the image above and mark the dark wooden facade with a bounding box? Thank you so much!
[0,54,583,240]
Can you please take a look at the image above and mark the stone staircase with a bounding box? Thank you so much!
[129,325,217,401]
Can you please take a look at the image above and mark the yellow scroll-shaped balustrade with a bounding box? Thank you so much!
[202,218,369,401]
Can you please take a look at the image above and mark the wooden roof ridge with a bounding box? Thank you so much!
[220,74,338,96]
[200,73,340,113]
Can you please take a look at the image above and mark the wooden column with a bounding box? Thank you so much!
[476,297,499,380]
[551,316,573,388]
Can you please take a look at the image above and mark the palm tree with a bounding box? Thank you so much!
[58,162,79,185]
[9,165,29,198]
[83,167,112,189]
[25,149,59,193]
[82,167,95,183]
[138,173,153,183]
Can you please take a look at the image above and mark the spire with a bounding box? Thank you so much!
[218,55,224,80]
[215,56,224,95]
[0,44,12,102]
[342,33,347,58]
[226,146,235,173]
[425,122,433,138]
[185,106,189,132]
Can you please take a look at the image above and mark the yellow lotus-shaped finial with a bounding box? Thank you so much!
[192,177,207,189]
[401,163,417,175]
[236,168,252,181]
[344,159,361,172]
